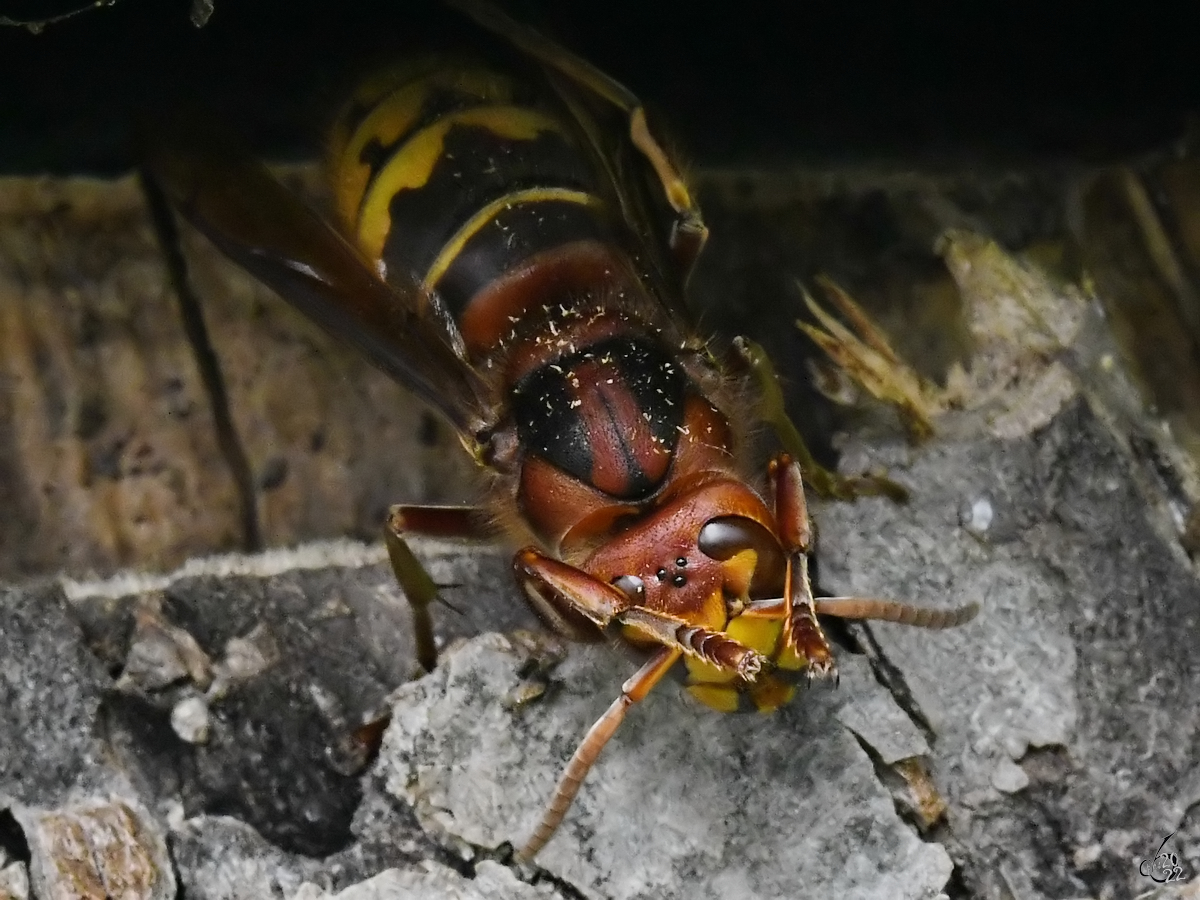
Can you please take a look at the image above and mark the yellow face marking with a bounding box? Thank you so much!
[720,548,758,599]
[697,586,729,631]
[675,586,734,686]
[726,614,783,658]
[684,655,737,686]
[618,622,657,650]
[357,105,567,261]
[422,187,604,292]
[334,68,516,230]
[775,641,809,672]
[687,684,740,713]
[749,674,795,713]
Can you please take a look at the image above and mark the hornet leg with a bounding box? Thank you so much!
[512,549,760,859]
[763,458,980,638]
[767,454,836,680]
[384,505,493,673]
[735,336,909,502]
[514,549,761,673]
[518,645,680,861]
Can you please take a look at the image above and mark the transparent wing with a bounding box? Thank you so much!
[141,114,492,437]
[448,0,709,314]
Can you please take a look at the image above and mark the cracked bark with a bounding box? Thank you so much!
[5,385,1196,898]
[139,169,263,553]
[2,164,1200,899]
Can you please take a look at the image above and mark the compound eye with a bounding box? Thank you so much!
[698,516,773,559]
[698,516,786,596]
[612,575,646,602]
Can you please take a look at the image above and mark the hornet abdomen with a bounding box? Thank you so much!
[328,58,730,549]
[329,61,651,361]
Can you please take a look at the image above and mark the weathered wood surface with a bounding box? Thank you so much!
[4,162,1198,581]
[2,163,1200,899]
[0,176,241,575]
[0,173,473,579]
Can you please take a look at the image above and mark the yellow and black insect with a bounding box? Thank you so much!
[144,0,977,860]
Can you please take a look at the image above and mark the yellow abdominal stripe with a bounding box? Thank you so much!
[335,68,515,228]
[356,105,568,260]
[423,188,603,292]
[330,59,443,159]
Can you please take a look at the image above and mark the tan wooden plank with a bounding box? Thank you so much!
[0,172,474,579]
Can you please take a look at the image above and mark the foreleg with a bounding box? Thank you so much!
[518,645,680,861]
[768,454,836,680]
[512,548,761,858]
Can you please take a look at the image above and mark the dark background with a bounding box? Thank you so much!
[1,0,1198,175]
